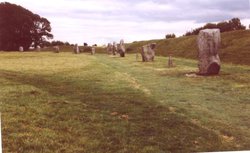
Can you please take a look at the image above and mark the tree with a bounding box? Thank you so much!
[0,2,53,51]
[51,40,64,46]
[165,33,176,39]
[228,18,246,30]
[184,18,246,36]
[83,42,88,46]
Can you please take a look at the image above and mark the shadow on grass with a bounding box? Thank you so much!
[0,69,235,152]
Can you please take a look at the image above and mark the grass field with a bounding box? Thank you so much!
[1,52,250,152]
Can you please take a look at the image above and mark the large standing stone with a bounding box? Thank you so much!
[74,44,79,54]
[197,29,221,75]
[117,39,125,57]
[141,43,156,62]
[19,46,23,52]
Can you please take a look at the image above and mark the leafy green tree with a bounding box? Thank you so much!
[0,2,53,51]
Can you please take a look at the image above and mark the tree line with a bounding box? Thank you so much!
[184,18,246,36]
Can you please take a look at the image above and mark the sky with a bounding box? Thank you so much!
[3,0,250,45]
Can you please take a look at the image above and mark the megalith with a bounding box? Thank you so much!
[197,29,221,75]
[141,43,156,62]
[118,39,125,57]
[19,46,23,52]
[168,54,173,67]
[36,45,41,51]
[112,42,117,55]
[91,47,95,55]
[74,44,79,54]
[53,46,60,53]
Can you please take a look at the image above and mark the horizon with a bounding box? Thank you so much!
[4,0,250,45]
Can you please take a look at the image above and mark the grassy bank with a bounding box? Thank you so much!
[1,52,250,152]
[127,30,250,65]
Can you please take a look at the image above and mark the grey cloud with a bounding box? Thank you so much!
[41,0,250,24]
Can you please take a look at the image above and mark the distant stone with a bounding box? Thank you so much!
[107,43,113,54]
[19,46,23,52]
[74,44,79,54]
[91,47,95,55]
[141,43,156,62]
[118,39,125,57]
[112,42,117,55]
[36,45,41,51]
[168,54,173,67]
[197,29,221,75]
[53,46,60,53]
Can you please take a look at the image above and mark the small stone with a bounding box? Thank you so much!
[19,46,23,52]
[53,46,60,53]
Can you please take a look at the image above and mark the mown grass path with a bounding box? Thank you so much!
[1,52,249,152]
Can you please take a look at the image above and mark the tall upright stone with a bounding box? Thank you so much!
[168,54,173,67]
[91,47,95,55]
[118,39,125,57]
[197,29,221,75]
[36,45,41,51]
[74,44,79,54]
[141,43,156,62]
[112,42,117,55]
[19,46,23,52]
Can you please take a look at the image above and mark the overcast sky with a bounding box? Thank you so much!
[4,0,250,45]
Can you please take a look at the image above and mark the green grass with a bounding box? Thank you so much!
[127,30,250,65]
[1,52,250,152]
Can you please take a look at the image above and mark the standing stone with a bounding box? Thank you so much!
[74,44,79,54]
[168,54,173,67]
[36,45,41,51]
[53,46,60,53]
[19,46,23,52]
[118,39,125,57]
[112,42,117,55]
[141,43,156,62]
[197,29,221,75]
[91,47,95,55]
[107,43,113,54]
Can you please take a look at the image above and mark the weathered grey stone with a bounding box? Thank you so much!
[141,43,156,62]
[197,29,221,75]
[118,39,125,57]
[107,43,113,54]
[112,42,117,55]
[91,47,95,55]
[74,44,79,54]
[53,46,60,53]
[168,54,173,67]
[36,45,41,51]
[19,46,23,52]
